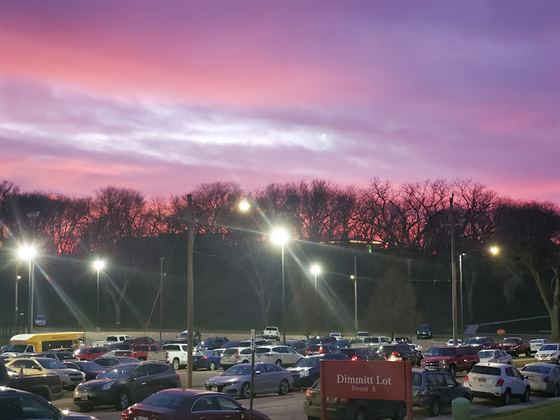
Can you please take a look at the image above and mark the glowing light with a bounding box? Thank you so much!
[238,199,251,213]
[270,227,290,246]
[92,259,106,272]
[17,244,37,261]
[350,275,355,280]
[310,263,322,276]
[489,246,500,256]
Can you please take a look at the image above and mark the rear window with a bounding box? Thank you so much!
[223,349,238,355]
[142,392,186,409]
[523,365,552,374]
[471,366,501,376]
[541,344,559,351]
[163,345,180,351]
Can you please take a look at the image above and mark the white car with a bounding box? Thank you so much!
[329,332,342,340]
[447,339,463,346]
[254,345,302,367]
[409,343,424,353]
[262,326,281,340]
[529,338,549,353]
[220,347,254,369]
[535,343,560,363]
[464,363,530,405]
[478,349,513,364]
[360,336,390,349]
[161,343,192,370]
[356,331,370,339]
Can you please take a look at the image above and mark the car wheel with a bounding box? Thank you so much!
[275,359,283,367]
[448,364,456,377]
[240,382,251,399]
[278,379,289,395]
[353,408,367,420]
[392,405,406,420]
[209,362,216,371]
[502,389,511,405]
[172,358,180,370]
[521,387,530,402]
[429,398,440,416]
[115,390,131,410]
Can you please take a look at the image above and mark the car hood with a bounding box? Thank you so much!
[77,378,116,389]
[501,343,518,348]
[207,374,248,385]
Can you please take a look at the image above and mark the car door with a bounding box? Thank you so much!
[284,346,301,365]
[442,372,465,403]
[511,367,527,395]
[146,363,167,393]
[130,365,151,401]
[20,394,60,419]
[215,396,245,419]
[504,367,522,395]
[190,395,222,420]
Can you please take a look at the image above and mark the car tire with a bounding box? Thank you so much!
[429,398,440,416]
[392,405,406,420]
[353,408,367,420]
[115,390,131,410]
[278,379,289,395]
[275,359,283,367]
[172,358,180,370]
[521,387,530,402]
[240,382,251,399]
[448,364,456,377]
[502,389,511,405]
[209,362,216,371]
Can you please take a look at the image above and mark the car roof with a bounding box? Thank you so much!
[524,362,558,367]
[475,362,511,368]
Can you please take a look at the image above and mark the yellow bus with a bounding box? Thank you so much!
[7,332,85,353]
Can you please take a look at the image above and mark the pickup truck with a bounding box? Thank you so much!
[0,361,63,401]
[147,343,192,370]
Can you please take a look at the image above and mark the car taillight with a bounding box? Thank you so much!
[351,355,358,362]
[544,376,550,383]
[203,355,208,360]
[463,376,469,384]
[391,352,400,358]
[319,347,326,354]
[496,378,504,386]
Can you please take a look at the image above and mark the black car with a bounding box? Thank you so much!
[64,360,106,381]
[73,361,181,411]
[285,339,308,354]
[417,324,433,339]
[378,344,422,366]
[335,339,352,350]
[340,348,383,361]
[412,368,472,416]
[199,336,229,350]
[92,356,139,369]
[287,353,349,389]
[0,386,94,419]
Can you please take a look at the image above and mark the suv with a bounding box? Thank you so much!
[416,324,432,339]
[535,343,560,363]
[220,347,251,370]
[421,346,479,376]
[529,338,549,353]
[254,345,302,367]
[412,368,472,416]
[362,336,391,350]
[500,337,530,357]
[328,332,342,340]
[74,346,108,361]
[464,363,530,404]
[262,326,281,340]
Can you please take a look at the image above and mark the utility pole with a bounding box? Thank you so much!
[407,258,412,340]
[450,194,458,345]
[186,194,194,388]
[353,255,358,332]
[159,257,165,343]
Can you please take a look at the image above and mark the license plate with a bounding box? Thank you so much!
[80,395,89,400]
[478,378,486,383]
[211,386,217,391]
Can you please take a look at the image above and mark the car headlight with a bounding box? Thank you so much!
[300,369,309,378]
[101,382,113,391]
[229,380,239,385]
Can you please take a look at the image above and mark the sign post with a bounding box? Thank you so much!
[249,329,256,417]
[320,360,413,420]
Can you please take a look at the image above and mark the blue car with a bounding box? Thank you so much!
[193,349,222,371]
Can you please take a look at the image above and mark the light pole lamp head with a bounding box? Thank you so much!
[310,263,322,276]
[270,226,290,246]
[17,244,37,261]
[238,199,251,213]
[93,259,106,272]
[489,245,500,256]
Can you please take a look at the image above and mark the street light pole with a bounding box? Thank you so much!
[450,194,458,345]
[15,274,21,334]
[459,253,466,340]
[281,244,286,344]
[353,255,358,332]
[28,258,34,333]
[186,194,195,388]
[96,269,100,328]
[159,257,165,343]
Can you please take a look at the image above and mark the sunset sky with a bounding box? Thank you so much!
[1,0,559,202]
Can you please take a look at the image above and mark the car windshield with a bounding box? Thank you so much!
[223,364,252,376]
[38,359,65,369]
[295,357,320,368]
[3,345,27,352]
[79,362,103,372]
[142,392,187,409]
[541,344,559,351]
[425,347,455,356]
[522,365,551,374]
[97,364,136,379]
[479,351,495,358]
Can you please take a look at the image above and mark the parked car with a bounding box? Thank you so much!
[73,361,181,411]
[339,347,383,362]
[5,356,85,390]
[360,336,391,350]
[421,346,479,376]
[121,388,270,420]
[222,340,243,349]
[205,363,293,398]
[304,343,338,356]
[304,379,406,420]
[355,331,370,339]
[521,363,560,396]
[412,368,472,416]
[335,339,352,349]
[262,326,281,340]
[307,336,336,345]
[0,361,63,401]
[465,337,498,350]
[150,343,191,370]
[176,331,202,343]
[446,339,463,346]
[287,353,349,389]
[253,345,302,367]
[93,335,131,348]
[378,344,422,366]
[529,338,549,353]
[500,337,531,357]
[93,356,139,369]
[74,346,108,361]
[535,343,560,363]
[478,349,513,364]
[193,349,222,371]
[198,336,228,350]
[239,339,271,348]
[329,332,342,340]
[64,360,106,381]
[220,347,251,370]
[464,363,530,405]
[416,324,432,339]
[130,343,162,360]
[0,387,97,419]
[394,337,410,344]
[285,339,308,354]
[36,350,77,361]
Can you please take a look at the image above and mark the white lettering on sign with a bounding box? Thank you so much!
[336,374,392,386]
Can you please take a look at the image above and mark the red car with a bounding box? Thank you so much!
[421,346,479,376]
[121,388,270,420]
[499,337,531,357]
[130,343,161,360]
[74,346,108,361]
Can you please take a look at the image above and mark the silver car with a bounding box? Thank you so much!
[205,362,293,398]
[521,363,560,396]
